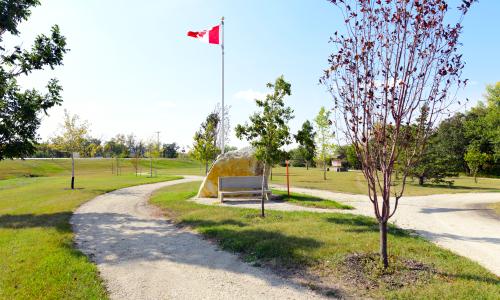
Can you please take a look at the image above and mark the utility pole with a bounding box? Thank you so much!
[149,144,153,178]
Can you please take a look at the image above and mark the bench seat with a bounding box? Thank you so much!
[218,176,270,203]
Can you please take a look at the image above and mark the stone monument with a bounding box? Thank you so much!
[197,147,265,198]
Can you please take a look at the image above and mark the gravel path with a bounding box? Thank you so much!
[271,185,500,276]
[71,177,325,300]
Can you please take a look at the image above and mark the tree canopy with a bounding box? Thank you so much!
[236,75,294,217]
[294,120,316,169]
[314,106,335,180]
[192,112,220,174]
[235,76,294,166]
[0,0,68,160]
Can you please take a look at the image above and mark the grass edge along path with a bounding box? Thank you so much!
[272,189,354,210]
[151,181,500,299]
[0,174,181,300]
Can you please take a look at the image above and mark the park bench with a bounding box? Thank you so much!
[218,176,271,203]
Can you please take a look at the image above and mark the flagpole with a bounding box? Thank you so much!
[221,16,225,154]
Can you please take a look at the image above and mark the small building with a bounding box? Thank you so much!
[331,159,343,172]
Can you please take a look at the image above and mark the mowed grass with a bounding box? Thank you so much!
[0,157,204,180]
[151,181,500,299]
[0,164,182,299]
[272,189,353,209]
[271,167,500,196]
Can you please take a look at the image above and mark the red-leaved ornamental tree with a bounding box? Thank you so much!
[321,0,475,268]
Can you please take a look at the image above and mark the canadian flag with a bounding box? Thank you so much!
[187,25,221,45]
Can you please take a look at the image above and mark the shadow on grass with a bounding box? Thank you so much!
[180,218,322,265]
[408,182,499,192]
[71,211,325,293]
[325,215,410,237]
[0,212,72,232]
[179,219,247,228]
[438,271,500,285]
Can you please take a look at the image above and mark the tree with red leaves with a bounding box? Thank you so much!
[321,0,475,268]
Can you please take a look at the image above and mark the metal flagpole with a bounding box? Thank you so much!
[221,16,225,154]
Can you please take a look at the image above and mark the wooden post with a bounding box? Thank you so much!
[286,160,290,198]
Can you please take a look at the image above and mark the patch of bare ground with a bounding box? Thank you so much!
[340,253,436,293]
[252,252,438,299]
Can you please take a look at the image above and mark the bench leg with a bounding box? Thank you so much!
[220,193,224,203]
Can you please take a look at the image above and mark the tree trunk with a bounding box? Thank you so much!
[261,163,266,217]
[306,162,309,170]
[270,167,273,180]
[323,161,327,180]
[379,221,389,268]
[71,153,75,190]
[474,171,478,183]
[418,176,425,186]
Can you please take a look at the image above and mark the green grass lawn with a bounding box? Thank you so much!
[272,189,353,209]
[0,157,204,180]
[271,167,500,196]
[0,172,181,299]
[151,181,500,299]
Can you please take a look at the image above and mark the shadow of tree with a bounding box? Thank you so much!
[408,183,499,192]
[71,211,323,291]
[325,215,410,237]
[0,212,72,232]
[420,207,491,214]
[437,271,500,285]
[180,218,322,266]
[415,229,500,244]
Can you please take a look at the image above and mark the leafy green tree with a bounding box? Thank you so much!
[409,134,458,186]
[464,83,500,176]
[224,145,238,152]
[433,113,469,173]
[162,143,179,158]
[0,0,68,160]
[345,144,361,170]
[288,147,305,167]
[104,134,128,158]
[192,112,220,174]
[465,146,490,183]
[52,111,89,189]
[314,107,335,180]
[236,75,294,217]
[294,120,316,170]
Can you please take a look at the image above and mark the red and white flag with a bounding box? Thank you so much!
[187,25,221,45]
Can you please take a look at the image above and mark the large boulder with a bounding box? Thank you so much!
[197,147,265,198]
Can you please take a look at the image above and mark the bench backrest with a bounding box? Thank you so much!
[218,176,267,191]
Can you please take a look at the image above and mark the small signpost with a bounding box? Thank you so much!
[285,160,290,198]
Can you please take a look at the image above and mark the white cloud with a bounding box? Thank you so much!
[233,89,266,102]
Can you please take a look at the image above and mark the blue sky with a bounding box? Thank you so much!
[10,0,500,149]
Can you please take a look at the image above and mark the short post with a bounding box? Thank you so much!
[285,160,290,198]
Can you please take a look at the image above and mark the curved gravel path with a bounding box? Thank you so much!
[71,177,325,300]
[271,185,500,277]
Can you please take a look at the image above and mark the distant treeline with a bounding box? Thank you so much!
[33,134,184,159]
